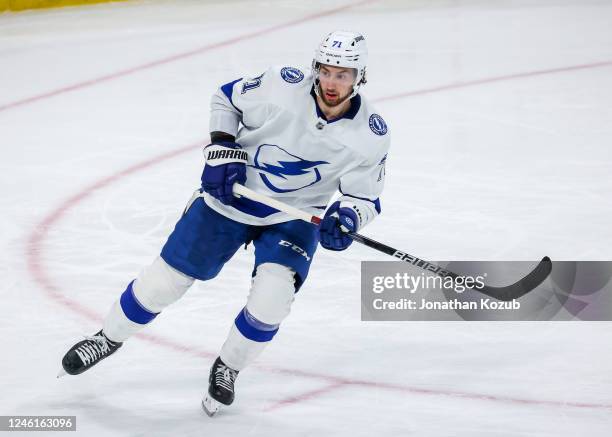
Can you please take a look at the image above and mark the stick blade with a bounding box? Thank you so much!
[479,256,553,301]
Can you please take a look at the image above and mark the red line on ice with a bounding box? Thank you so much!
[19,9,612,411]
[26,142,201,324]
[375,60,612,102]
[0,0,380,114]
[263,381,349,412]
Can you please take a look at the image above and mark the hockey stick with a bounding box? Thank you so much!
[232,184,552,301]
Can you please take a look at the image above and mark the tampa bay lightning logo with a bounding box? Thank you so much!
[250,144,329,193]
[280,67,304,84]
[369,114,388,136]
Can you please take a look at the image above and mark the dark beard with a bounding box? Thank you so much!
[319,86,351,107]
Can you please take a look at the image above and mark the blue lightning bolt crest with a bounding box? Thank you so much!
[250,144,330,193]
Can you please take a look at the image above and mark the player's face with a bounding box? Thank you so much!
[317,65,356,107]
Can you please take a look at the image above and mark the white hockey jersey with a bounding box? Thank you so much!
[206,65,390,228]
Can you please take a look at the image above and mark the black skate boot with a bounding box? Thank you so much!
[60,330,122,376]
[202,357,239,417]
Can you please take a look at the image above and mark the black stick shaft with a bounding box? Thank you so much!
[348,232,552,301]
[349,232,456,278]
[231,184,551,301]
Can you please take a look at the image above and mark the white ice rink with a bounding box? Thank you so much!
[1,0,612,435]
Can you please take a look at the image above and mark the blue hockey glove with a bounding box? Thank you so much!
[201,142,248,205]
[318,201,359,251]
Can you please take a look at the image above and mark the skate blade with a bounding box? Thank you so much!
[57,368,68,378]
[202,396,221,417]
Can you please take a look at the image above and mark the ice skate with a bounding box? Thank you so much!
[202,357,239,417]
[60,330,122,376]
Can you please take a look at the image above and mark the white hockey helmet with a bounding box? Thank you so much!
[312,30,368,99]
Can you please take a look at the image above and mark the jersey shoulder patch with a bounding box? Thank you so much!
[280,66,305,84]
[368,113,388,136]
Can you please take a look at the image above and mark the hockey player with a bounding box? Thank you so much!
[60,30,390,416]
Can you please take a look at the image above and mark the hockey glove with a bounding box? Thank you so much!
[201,142,248,205]
[318,201,359,251]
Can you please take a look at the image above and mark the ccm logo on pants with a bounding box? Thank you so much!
[278,240,311,261]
